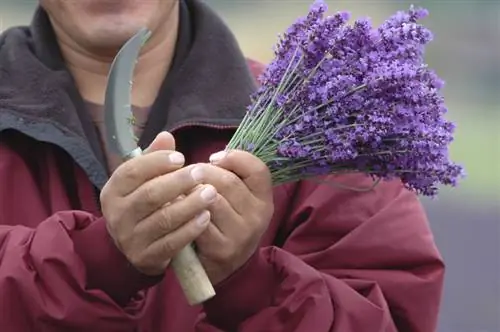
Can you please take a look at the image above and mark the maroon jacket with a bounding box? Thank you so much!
[0,1,444,331]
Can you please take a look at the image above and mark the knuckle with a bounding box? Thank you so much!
[118,162,141,183]
[102,205,120,226]
[100,186,120,213]
[113,233,127,249]
[253,160,269,175]
[106,227,122,248]
[158,207,175,232]
[104,198,128,222]
[220,172,240,190]
[250,210,271,234]
[109,223,132,251]
[160,239,177,257]
[114,227,133,246]
[99,185,110,203]
[143,183,162,207]
[258,168,272,184]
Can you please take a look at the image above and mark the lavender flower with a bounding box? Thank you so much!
[227,0,464,197]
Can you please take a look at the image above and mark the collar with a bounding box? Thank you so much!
[0,0,256,187]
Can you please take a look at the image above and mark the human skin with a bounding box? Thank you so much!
[39,0,275,284]
[39,0,179,106]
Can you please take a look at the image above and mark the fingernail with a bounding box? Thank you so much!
[168,152,185,165]
[196,210,211,226]
[190,166,204,181]
[200,185,217,202]
[209,151,227,163]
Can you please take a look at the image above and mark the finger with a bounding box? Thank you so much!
[126,165,208,221]
[209,150,272,198]
[144,131,176,153]
[194,195,239,264]
[203,191,268,250]
[107,149,186,196]
[194,221,227,257]
[134,185,218,243]
[190,163,250,215]
[141,211,212,267]
[206,193,242,236]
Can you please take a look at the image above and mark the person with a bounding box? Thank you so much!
[0,0,445,331]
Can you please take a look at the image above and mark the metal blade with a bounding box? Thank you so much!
[104,27,152,159]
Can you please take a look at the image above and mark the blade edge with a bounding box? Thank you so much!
[104,28,152,156]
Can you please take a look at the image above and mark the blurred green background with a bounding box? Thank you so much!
[1,1,498,331]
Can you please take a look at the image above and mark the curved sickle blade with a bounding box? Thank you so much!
[104,28,152,158]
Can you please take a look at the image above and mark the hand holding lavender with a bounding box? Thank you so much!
[227,0,464,197]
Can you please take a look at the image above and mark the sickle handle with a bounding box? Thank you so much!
[171,245,216,305]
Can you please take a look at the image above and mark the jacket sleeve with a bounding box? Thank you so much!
[200,173,445,332]
[0,143,161,331]
[0,213,164,331]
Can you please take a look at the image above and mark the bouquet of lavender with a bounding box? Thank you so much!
[227,0,463,197]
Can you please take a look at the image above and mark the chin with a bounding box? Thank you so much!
[83,22,149,49]
[79,2,170,49]
[43,0,176,52]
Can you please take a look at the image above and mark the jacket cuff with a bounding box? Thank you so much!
[72,217,163,306]
[203,248,277,330]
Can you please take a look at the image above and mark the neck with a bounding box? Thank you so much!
[52,6,179,107]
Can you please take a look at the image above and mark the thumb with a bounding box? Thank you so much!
[144,131,176,154]
[209,149,273,198]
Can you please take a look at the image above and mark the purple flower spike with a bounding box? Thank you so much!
[227,1,464,197]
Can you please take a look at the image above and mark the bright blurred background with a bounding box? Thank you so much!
[1,1,499,331]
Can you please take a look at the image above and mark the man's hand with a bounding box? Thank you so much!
[191,150,275,285]
[100,132,218,276]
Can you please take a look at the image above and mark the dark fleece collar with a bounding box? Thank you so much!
[0,0,257,188]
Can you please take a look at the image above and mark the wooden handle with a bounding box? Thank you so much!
[123,150,214,304]
[171,244,216,305]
